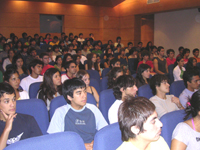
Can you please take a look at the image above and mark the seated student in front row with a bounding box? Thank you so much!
[108,75,138,124]
[20,59,44,93]
[47,78,107,150]
[179,69,200,108]
[117,96,170,150]
[0,82,42,150]
[149,74,184,119]
[171,90,200,150]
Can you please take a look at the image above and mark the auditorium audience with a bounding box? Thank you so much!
[166,49,176,66]
[185,57,198,71]
[38,68,62,110]
[0,43,11,64]
[173,56,185,81]
[117,96,169,150]
[114,36,124,48]
[26,48,39,67]
[92,43,102,56]
[40,52,54,75]
[128,47,138,59]
[76,49,87,65]
[20,59,44,93]
[78,33,85,45]
[52,45,62,57]
[4,69,29,100]
[150,74,183,119]
[12,54,28,77]
[146,41,153,51]
[82,43,90,56]
[104,54,114,68]
[14,40,22,53]
[73,55,85,71]
[110,58,121,68]
[136,41,143,52]
[29,38,40,50]
[182,48,190,64]
[54,55,62,71]
[3,49,15,71]
[125,42,133,54]
[48,78,107,150]
[176,46,184,58]
[44,33,52,44]
[85,53,101,76]
[49,36,59,46]
[68,44,76,55]
[179,69,200,108]
[171,90,200,150]
[61,53,73,71]
[153,46,168,75]
[61,60,77,83]
[192,48,200,63]
[108,75,138,124]
[0,82,42,150]
[76,70,99,107]
[118,48,128,63]
[135,64,151,88]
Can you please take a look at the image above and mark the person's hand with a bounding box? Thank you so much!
[171,96,183,109]
[84,141,93,150]
[1,110,17,132]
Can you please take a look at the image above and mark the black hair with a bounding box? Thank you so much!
[116,36,121,42]
[173,56,184,69]
[79,33,83,36]
[138,42,142,45]
[178,46,184,52]
[45,33,51,39]
[53,45,60,51]
[61,32,65,36]
[149,74,169,95]
[110,58,120,68]
[166,49,175,55]
[28,59,44,74]
[62,53,72,68]
[157,46,164,52]
[64,60,76,70]
[183,69,199,88]
[129,47,137,55]
[55,55,62,65]
[118,96,155,141]
[34,34,39,37]
[182,48,190,57]
[3,43,11,51]
[64,36,68,41]
[186,57,197,71]
[39,52,49,59]
[22,32,27,38]
[107,67,123,89]
[141,50,150,58]
[12,54,28,74]
[136,64,151,85]
[113,75,136,99]
[193,48,199,54]
[0,82,16,99]
[62,78,86,104]
[127,42,133,46]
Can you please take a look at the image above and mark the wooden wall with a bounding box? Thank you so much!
[0,0,200,46]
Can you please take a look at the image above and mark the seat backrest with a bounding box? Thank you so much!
[90,78,100,94]
[128,58,138,75]
[99,89,116,123]
[160,110,189,147]
[87,70,100,84]
[16,99,49,135]
[120,58,127,65]
[168,64,174,84]
[19,74,28,81]
[102,68,111,78]
[93,123,122,150]
[137,84,153,99]
[170,80,185,97]
[29,82,42,98]
[4,131,86,150]
[132,73,136,78]
[100,76,108,91]
[49,93,97,119]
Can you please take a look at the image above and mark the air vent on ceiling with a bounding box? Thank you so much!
[147,0,160,4]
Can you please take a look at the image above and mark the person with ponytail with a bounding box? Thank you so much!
[171,90,200,150]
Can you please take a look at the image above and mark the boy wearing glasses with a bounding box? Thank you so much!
[149,74,183,119]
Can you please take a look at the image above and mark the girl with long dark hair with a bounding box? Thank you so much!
[136,64,151,88]
[173,56,185,81]
[85,53,101,76]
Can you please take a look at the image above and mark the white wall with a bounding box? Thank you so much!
[154,8,200,56]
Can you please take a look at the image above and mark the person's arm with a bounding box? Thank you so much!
[104,62,109,68]
[165,61,168,73]
[84,141,93,150]
[91,86,99,107]
[98,64,101,77]
[171,139,187,150]
[173,67,182,81]
[85,64,88,70]
[153,59,165,74]
[171,96,184,110]
[0,111,17,150]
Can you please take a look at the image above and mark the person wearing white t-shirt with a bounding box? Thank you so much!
[20,59,44,93]
[61,60,77,83]
[108,75,138,124]
[77,33,85,45]
[149,74,184,119]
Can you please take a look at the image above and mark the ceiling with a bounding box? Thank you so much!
[12,0,125,7]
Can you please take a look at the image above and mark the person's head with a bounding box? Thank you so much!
[127,42,133,49]
[72,39,77,45]
[3,43,11,51]
[138,42,143,48]
[64,60,77,75]
[62,78,86,110]
[113,75,137,100]
[174,56,184,68]
[83,43,88,50]
[178,46,184,54]
[108,40,113,45]
[107,67,124,89]
[94,43,99,50]
[22,32,27,39]
[62,47,68,55]
[8,49,15,59]
[151,46,157,53]
[59,40,65,48]
[0,37,6,44]
[193,48,199,58]
[12,54,24,69]
[55,55,62,66]
[149,74,169,95]
[118,96,162,142]
[39,52,49,65]
[141,50,150,61]
[12,36,18,43]
[129,47,138,56]
[73,55,81,65]
[89,33,94,37]
[157,46,165,57]
[182,48,190,58]
[146,41,152,48]
[86,40,91,46]
[53,36,58,43]
[79,33,83,38]
[15,40,22,49]
[29,59,44,75]
[39,36,44,43]
[44,68,61,89]
[10,33,15,39]
[184,90,200,120]
[87,53,97,63]
[34,34,39,40]
[0,82,16,116]
[30,38,36,46]
[187,57,197,68]
[69,33,73,39]
[183,69,200,90]
[61,32,65,39]
[76,49,82,57]
[110,58,120,68]
[76,70,90,87]
[62,53,72,68]
[4,69,20,90]
[117,44,121,49]
[97,40,102,47]
[29,47,37,57]
[120,48,125,56]
[21,45,28,53]
[136,64,151,82]
[27,36,32,42]
[166,49,175,59]
[64,36,69,42]
[96,55,101,64]
[116,36,121,43]
[45,33,51,39]
[105,48,112,55]
[68,43,74,51]
[53,45,60,53]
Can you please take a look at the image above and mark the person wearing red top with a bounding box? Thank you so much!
[166,49,176,66]
[193,48,200,63]
[137,50,154,72]
[40,52,54,75]
[176,46,184,59]
[182,48,190,64]
[44,33,52,44]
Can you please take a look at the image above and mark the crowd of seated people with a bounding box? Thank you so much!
[0,32,200,150]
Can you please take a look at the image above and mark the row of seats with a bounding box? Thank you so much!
[5,106,186,149]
